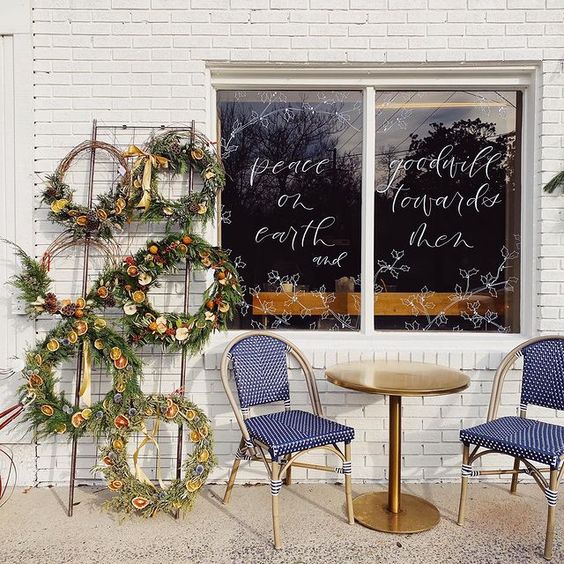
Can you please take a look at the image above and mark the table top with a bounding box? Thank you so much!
[325,360,470,397]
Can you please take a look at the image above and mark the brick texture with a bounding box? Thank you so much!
[21,1,564,487]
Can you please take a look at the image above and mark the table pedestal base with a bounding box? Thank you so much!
[353,492,440,533]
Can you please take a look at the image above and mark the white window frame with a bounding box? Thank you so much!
[206,64,539,352]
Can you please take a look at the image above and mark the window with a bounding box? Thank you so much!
[216,84,523,334]
[217,91,363,331]
[374,91,521,332]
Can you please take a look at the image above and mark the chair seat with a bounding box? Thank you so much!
[460,416,564,469]
[246,409,354,461]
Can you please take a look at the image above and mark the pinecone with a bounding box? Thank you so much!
[85,210,100,232]
[44,292,59,314]
[189,202,200,213]
[169,140,181,154]
[105,295,116,308]
[60,303,78,317]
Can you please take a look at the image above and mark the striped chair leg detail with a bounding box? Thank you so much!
[344,442,354,524]
[545,469,560,560]
[271,462,282,550]
[458,443,471,525]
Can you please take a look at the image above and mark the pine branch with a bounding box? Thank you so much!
[544,171,564,194]
[1,239,51,304]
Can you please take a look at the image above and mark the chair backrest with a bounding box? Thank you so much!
[521,338,564,411]
[220,331,322,440]
[487,335,564,421]
[229,334,291,409]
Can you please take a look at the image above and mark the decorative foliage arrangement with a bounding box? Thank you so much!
[41,140,130,240]
[8,128,240,516]
[20,311,142,438]
[124,129,225,229]
[89,232,240,354]
[98,393,214,516]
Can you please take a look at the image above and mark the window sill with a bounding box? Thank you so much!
[207,328,530,355]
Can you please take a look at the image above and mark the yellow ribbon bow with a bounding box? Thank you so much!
[122,145,169,211]
[78,340,92,407]
[132,417,165,490]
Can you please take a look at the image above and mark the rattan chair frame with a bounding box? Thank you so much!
[219,330,354,549]
[457,335,564,560]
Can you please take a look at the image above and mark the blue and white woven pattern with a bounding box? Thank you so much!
[461,464,479,477]
[270,479,283,496]
[460,416,564,469]
[235,448,252,461]
[335,461,352,475]
[245,409,355,462]
[228,335,290,409]
[546,488,558,507]
[521,338,564,411]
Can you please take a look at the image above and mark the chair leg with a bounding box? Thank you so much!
[271,461,282,550]
[457,443,470,525]
[223,438,245,505]
[510,457,520,494]
[544,469,559,560]
[344,442,354,525]
[284,453,292,486]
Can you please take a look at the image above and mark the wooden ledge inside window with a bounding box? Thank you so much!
[252,291,506,317]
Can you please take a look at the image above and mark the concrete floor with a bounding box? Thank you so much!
[0,482,560,563]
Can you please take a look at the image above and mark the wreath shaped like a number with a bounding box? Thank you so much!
[42,140,131,240]
[20,314,142,438]
[88,232,242,354]
[98,393,214,515]
[123,129,225,229]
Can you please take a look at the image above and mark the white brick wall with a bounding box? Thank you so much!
[6,1,564,486]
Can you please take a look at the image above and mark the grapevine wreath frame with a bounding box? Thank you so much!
[123,129,225,229]
[41,140,131,240]
[98,393,215,516]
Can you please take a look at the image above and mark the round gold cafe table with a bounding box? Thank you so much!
[326,360,470,534]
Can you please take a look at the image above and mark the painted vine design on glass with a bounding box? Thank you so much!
[374,90,521,332]
[218,90,363,331]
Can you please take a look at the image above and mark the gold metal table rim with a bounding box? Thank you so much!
[325,360,470,534]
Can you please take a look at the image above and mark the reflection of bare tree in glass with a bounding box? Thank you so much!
[218,93,363,331]
[374,117,519,331]
[220,96,361,214]
[375,144,403,198]
[403,118,513,193]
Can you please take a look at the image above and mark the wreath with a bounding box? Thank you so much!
[97,393,214,516]
[20,314,142,439]
[8,126,236,517]
[88,232,242,354]
[8,241,120,319]
[122,129,225,229]
[41,140,131,240]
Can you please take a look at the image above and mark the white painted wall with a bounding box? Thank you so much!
[2,1,564,486]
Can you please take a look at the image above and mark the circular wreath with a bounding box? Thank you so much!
[8,241,121,320]
[42,140,131,240]
[88,232,242,354]
[20,313,142,439]
[123,129,225,229]
[98,393,214,516]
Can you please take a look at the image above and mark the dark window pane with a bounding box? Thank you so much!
[374,91,521,332]
[218,90,363,331]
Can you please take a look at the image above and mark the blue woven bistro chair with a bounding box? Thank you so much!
[458,336,564,560]
[220,331,355,549]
